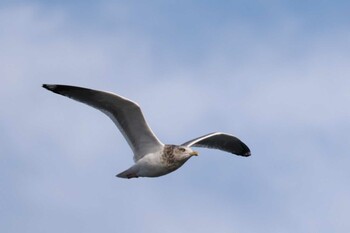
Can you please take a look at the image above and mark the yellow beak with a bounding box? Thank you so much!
[190,151,199,156]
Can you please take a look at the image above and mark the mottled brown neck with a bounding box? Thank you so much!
[163,144,186,168]
[161,145,189,172]
[163,144,175,156]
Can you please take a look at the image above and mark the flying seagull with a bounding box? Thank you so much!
[43,84,251,179]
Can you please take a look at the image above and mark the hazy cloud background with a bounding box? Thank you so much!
[1,1,349,232]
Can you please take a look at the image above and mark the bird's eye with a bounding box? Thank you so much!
[179,148,186,152]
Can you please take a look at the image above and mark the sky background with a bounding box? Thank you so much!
[1,1,350,232]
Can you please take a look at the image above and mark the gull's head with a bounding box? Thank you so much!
[173,146,199,160]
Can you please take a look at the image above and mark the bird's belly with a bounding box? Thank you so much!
[136,154,183,177]
[137,161,178,177]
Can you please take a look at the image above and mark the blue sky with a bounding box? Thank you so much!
[1,1,350,232]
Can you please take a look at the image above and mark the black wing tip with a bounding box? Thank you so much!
[42,84,71,95]
[233,150,251,157]
[241,144,251,157]
[42,84,59,93]
[42,84,53,89]
[241,150,251,157]
[235,143,251,157]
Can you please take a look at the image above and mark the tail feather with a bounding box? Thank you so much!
[116,167,139,179]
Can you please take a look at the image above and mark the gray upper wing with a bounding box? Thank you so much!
[43,84,164,161]
[182,132,251,157]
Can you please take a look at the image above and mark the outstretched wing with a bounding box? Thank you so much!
[182,132,251,157]
[43,84,164,161]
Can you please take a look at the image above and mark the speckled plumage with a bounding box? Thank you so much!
[161,145,191,170]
